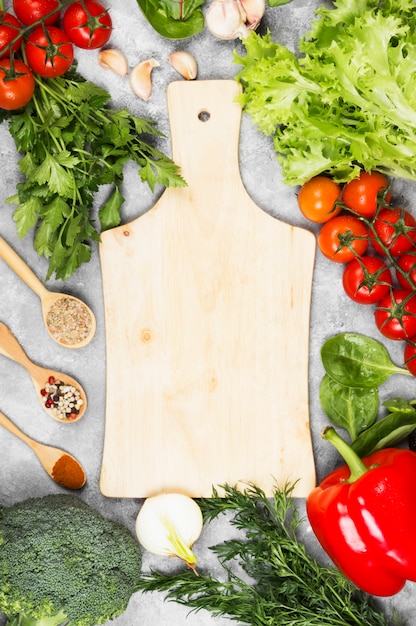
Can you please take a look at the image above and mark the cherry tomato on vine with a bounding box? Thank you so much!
[317,215,369,263]
[396,252,416,291]
[404,341,416,376]
[0,58,35,110]
[0,11,23,58]
[26,26,74,78]
[12,0,60,26]
[374,289,416,340]
[297,176,342,223]
[342,256,392,305]
[370,207,416,257]
[62,0,112,50]
[341,171,392,218]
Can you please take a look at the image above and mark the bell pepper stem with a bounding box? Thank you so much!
[322,426,369,482]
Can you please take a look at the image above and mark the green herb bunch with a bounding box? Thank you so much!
[138,483,399,626]
[0,65,186,279]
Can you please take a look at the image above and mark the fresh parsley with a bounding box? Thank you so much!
[138,483,400,626]
[0,66,186,280]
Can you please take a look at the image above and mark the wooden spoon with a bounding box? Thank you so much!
[0,411,86,489]
[0,235,96,349]
[0,322,87,423]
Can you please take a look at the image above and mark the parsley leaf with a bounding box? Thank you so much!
[3,66,186,280]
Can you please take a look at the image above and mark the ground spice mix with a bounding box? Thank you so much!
[46,297,93,346]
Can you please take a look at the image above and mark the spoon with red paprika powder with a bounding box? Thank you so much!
[0,323,87,423]
[0,410,86,490]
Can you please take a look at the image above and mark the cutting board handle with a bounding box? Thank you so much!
[166,80,245,198]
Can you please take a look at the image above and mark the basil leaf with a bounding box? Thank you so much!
[319,374,378,441]
[321,333,409,388]
[137,0,205,39]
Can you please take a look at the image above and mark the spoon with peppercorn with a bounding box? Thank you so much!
[0,235,96,349]
[0,322,87,423]
[0,410,86,489]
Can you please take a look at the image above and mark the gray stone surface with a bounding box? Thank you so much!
[1,0,416,624]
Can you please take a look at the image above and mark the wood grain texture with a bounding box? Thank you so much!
[99,80,316,498]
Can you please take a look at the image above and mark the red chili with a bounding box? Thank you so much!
[307,427,416,596]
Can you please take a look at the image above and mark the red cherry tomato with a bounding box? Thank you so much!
[374,289,416,340]
[370,207,416,257]
[396,252,416,291]
[318,215,369,263]
[62,0,112,49]
[0,58,35,110]
[342,256,392,305]
[26,26,74,78]
[0,11,23,58]
[341,171,392,218]
[404,341,416,376]
[298,176,342,223]
[12,0,60,26]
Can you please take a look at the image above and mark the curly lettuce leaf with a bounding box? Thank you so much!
[234,0,416,186]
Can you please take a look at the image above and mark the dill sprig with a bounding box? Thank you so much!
[137,483,401,626]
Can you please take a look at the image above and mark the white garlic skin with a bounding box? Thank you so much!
[98,49,129,77]
[168,51,198,80]
[239,0,266,28]
[129,58,160,101]
[206,0,250,40]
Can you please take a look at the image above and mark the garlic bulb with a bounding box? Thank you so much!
[135,493,203,570]
[239,0,266,29]
[98,49,128,77]
[206,0,250,40]
[129,58,160,101]
[168,51,198,80]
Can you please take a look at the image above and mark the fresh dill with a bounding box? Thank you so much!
[137,483,401,626]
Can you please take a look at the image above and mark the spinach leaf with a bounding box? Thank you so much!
[137,0,205,39]
[319,374,378,441]
[321,333,409,389]
[351,406,416,458]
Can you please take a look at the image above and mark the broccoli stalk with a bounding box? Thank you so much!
[6,610,68,626]
[0,495,142,626]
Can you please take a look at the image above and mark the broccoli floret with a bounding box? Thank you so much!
[0,495,142,626]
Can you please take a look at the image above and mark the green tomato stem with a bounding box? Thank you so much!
[322,426,368,482]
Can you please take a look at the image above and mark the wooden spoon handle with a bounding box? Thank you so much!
[0,410,33,448]
[0,322,34,368]
[0,235,49,300]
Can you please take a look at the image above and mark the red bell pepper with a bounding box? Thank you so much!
[307,426,416,596]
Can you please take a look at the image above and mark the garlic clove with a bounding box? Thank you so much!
[206,0,250,40]
[135,493,203,571]
[168,51,198,81]
[239,0,266,29]
[129,58,160,101]
[98,48,129,78]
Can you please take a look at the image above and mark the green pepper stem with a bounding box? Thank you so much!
[322,426,368,482]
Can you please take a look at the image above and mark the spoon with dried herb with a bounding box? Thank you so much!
[0,322,87,423]
[0,410,86,490]
[0,235,96,348]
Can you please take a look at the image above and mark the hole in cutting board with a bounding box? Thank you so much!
[198,110,210,122]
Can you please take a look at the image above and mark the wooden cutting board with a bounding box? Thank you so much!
[99,80,316,498]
